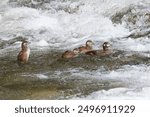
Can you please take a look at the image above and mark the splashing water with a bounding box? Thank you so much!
[0,0,150,99]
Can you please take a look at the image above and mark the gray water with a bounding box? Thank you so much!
[0,0,150,99]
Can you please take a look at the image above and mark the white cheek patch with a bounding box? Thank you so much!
[75,51,79,54]
[24,43,28,47]
[107,44,110,47]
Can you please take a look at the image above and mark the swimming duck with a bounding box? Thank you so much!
[78,40,94,53]
[86,42,111,56]
[62,48,79,59]
[17,40,30,63]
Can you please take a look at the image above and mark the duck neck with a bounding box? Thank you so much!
[22,46,29,51]
[87,45,92,49]
[103,47,109,51]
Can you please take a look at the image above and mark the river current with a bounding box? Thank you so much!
[0,0,150,99]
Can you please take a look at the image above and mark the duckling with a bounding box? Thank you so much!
[78,40,94,53]
[86,42,111,56]
[17,40,30,63]
[62,48,79,59]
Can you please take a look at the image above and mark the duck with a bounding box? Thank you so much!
[17,40,30,63]
[78,40,94,53]
[86,42,111,56]
[62,48,79,59]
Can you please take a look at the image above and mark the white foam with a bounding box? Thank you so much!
[70,65,150,99]
[0,0,9,6]
[75,87,150,100]
[35,40,49,47]
[0,0,150,99]
[72,65,150,84]
[0,7,61,33]
[36,74,49,79]
[0,0,150,50]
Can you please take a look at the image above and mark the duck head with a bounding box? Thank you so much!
[86,40,94,47]
[73,48,80,54]
[102,42,110,51]
[21,40,29,51]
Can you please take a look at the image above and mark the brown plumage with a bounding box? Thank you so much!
[17,40,30,63]
[62,48,79,59]
[86,42,111,56]
[78,40,94,53]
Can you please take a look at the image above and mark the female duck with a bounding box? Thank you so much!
[17,40,30,63]
[62,48,79,59]
[86,42,111,56]
[78,40,94,53]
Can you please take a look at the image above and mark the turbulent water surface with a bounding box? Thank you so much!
[0,0,150,99]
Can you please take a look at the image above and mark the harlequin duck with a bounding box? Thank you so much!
[17,40,30,63]
[78,40,94,53]
[86,42,111,56]
[62,48,79,59]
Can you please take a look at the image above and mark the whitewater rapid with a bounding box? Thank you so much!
[0,0,150,99]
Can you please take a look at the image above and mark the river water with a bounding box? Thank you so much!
[0,0,150,99]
